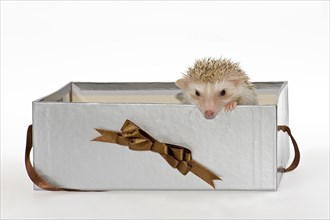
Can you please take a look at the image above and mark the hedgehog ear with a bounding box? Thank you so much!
[228,74,246,86]
[175,78,190,90]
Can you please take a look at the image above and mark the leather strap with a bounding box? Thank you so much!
[278,125,300,172]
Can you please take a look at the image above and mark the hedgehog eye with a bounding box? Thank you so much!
[220,90,226,96]
[195,90,200,96]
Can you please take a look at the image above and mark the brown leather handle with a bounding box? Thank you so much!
[278,125,300,172]
[25,125,100,192]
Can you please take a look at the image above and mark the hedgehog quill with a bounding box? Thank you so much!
[176,58,257,119]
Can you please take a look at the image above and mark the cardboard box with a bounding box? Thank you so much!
[32,82,290,190]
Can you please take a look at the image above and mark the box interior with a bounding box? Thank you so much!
[39,82,286,105]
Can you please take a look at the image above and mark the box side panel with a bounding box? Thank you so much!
[33,103,276,190]
[251,106,277,190]
[32,103,53,188]
[276,83,290,189]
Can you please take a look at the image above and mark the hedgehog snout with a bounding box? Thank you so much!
[204,110,215,119]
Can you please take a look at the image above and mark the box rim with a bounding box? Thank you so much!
[33,81,288,106]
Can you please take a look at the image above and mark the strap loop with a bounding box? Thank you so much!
[278,125,300,172]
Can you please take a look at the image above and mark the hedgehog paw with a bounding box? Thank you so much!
[225,101,237,111]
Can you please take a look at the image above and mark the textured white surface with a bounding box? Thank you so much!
[32,82,283,190]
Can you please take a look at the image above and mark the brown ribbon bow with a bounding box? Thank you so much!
[92,120,221,188]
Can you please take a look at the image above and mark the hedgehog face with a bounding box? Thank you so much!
[176,57,254,119]
[176,78,238,119]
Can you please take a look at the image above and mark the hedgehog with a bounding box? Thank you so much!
[175,57,257,119]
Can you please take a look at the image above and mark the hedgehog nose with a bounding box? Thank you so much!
[204,110,215,119]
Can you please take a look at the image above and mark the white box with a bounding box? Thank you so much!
[32,82,291,190]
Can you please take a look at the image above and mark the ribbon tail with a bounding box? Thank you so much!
[190,160,221,189]
[91,129,118,143]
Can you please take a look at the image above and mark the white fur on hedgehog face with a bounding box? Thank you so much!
[184,80,242,119]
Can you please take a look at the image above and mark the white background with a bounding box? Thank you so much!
[1,1,329,219]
